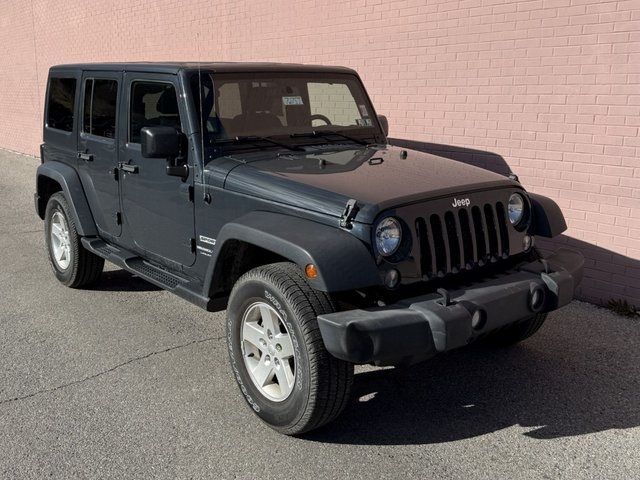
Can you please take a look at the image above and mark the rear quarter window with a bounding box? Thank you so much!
[46,77,77,132]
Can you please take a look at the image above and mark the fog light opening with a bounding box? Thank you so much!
[384,269,400,289]
[530,286,545,312]
[471,309,486,331]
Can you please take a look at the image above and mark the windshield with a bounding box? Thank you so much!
[190,72,380,145]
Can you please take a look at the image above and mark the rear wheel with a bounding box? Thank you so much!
[488,313,548,346]
[226,262,353,435]
[44,192,104,288]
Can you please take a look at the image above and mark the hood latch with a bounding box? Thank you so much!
[340,199,360,229]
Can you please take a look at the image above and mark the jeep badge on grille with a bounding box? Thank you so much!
[451,197,471,207]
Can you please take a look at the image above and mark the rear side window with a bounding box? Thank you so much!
[129,82,181,143]
[82,79,118,138]
[46,78,77,132]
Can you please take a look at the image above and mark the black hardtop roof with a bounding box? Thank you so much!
[49,61,357,75]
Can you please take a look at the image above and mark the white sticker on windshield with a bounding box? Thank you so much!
[283,96,304,105]
[358,104,368,116]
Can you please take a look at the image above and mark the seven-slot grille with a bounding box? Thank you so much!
[415,202,510,278]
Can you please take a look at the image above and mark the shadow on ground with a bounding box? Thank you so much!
[93,269,162,292]
[308,305,639,445]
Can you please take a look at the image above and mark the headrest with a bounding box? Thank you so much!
[157,88,178,115]
[247,86,281,113]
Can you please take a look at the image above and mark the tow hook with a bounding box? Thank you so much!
[436,288,454,306]
[340,199,360,229]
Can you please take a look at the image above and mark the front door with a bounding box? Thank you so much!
[119,73,196,267]
[78,72,122,238]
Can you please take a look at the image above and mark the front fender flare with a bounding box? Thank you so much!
[204,212,381,294]
[528,193,567,238]
[36,162,97,237]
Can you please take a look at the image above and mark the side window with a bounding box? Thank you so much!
[46,77,77,132]
[82,79,118,138]
[129,82,180,143]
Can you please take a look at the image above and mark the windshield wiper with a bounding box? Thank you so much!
[290,130,369,146]
[217,135,304,152]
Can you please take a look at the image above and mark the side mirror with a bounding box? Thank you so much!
[377,115,389,137]
[140,126,182,159]
[140,126,188,178]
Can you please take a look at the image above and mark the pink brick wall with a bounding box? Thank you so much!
[1,0,638,305]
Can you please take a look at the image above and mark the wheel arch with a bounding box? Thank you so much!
[36,161,97,236]
[203,212,381,301]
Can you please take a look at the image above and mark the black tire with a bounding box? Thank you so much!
[226,262,353,435]
[488,313,548,346]
[44,192,104,288]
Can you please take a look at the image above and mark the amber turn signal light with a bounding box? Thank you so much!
[305,264,318,279]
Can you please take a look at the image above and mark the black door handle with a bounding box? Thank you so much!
[120,163,139,174]
[77,152,93,161]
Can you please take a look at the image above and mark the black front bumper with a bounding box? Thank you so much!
[317,248,584,366]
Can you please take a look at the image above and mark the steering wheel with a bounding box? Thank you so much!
[310,114,332,126]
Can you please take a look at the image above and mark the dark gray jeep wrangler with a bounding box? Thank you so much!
[36,62,583,435]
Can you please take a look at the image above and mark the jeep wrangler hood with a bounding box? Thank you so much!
[222,145,519,224]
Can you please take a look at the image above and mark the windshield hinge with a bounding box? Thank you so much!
[340,199,360,229]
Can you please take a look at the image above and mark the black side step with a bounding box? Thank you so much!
[127,258,183,289]
[81,237,217,310]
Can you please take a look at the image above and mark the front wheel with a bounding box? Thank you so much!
[226,262,353,435]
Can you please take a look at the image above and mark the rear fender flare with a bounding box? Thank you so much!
[36,162,97,236]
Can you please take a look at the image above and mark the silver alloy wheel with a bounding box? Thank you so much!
[50,211,71,270]
[241,301,296,402]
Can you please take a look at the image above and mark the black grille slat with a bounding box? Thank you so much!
[490,203,503,258]
[484,203,500,262]
[496,202,510,257]
[471,206,487,264]
[430,214,448,276]
[444,212,461,272]
[416,201,510,278]
[425,224,439,276]
[415,218,433,277]
[458,209,475,267]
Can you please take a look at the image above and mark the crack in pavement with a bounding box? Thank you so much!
[0,335,224,406]
[0,228,44,237]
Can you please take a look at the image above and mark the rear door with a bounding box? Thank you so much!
[77,72,122,238]
[118,73,196,267]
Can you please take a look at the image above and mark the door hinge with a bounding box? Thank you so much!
[116,212,122,225]
[340,198,360,229]
[190,238,196,253]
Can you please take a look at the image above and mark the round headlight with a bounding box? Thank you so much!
[508,193,526,225]
[375,217,402,256]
